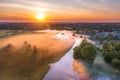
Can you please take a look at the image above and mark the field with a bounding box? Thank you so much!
[0,30,75,80]
[0,29,30,38]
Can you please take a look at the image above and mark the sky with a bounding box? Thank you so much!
[0,0,120,22]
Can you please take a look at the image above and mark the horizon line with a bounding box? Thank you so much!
[0,21,120,23]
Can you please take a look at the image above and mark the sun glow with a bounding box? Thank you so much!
[36,13,45,20]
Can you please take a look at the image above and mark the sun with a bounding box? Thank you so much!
[36,13,45,20]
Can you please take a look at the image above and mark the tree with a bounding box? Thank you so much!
[112,59,120,69]
[31,46,37,64]
[94,34,99,40]
[103,42,107,50]
[115,42,120,51]
[103,41,120,69]
[81,45,97,63]
[103,51,113,63]
[73,46,81,59]
[73,40,97,63]
[33,46,37,54]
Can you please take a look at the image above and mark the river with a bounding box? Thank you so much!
[43,38,83,80]
[43,36,120,80]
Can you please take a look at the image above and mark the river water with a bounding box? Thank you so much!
[43,37,120,80]
[43,38,82,80]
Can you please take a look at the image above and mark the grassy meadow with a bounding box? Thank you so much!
[0,30,75,80]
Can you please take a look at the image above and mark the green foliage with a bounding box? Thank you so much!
[103,41,120,69]
[114,41,120,51]
[73,40,97,63]
[112,59,120,69]
[94,33,118,41]
[81,45,96,63]
[103,51,113,63]
[73,46,81,59]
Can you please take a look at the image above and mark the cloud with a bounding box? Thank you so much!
[74,0,82,3]
[0,0,120,22]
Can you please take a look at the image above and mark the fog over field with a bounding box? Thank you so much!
[0,30,74,80]
[0,0,120,79]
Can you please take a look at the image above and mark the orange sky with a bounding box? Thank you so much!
[0,0,120,22]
